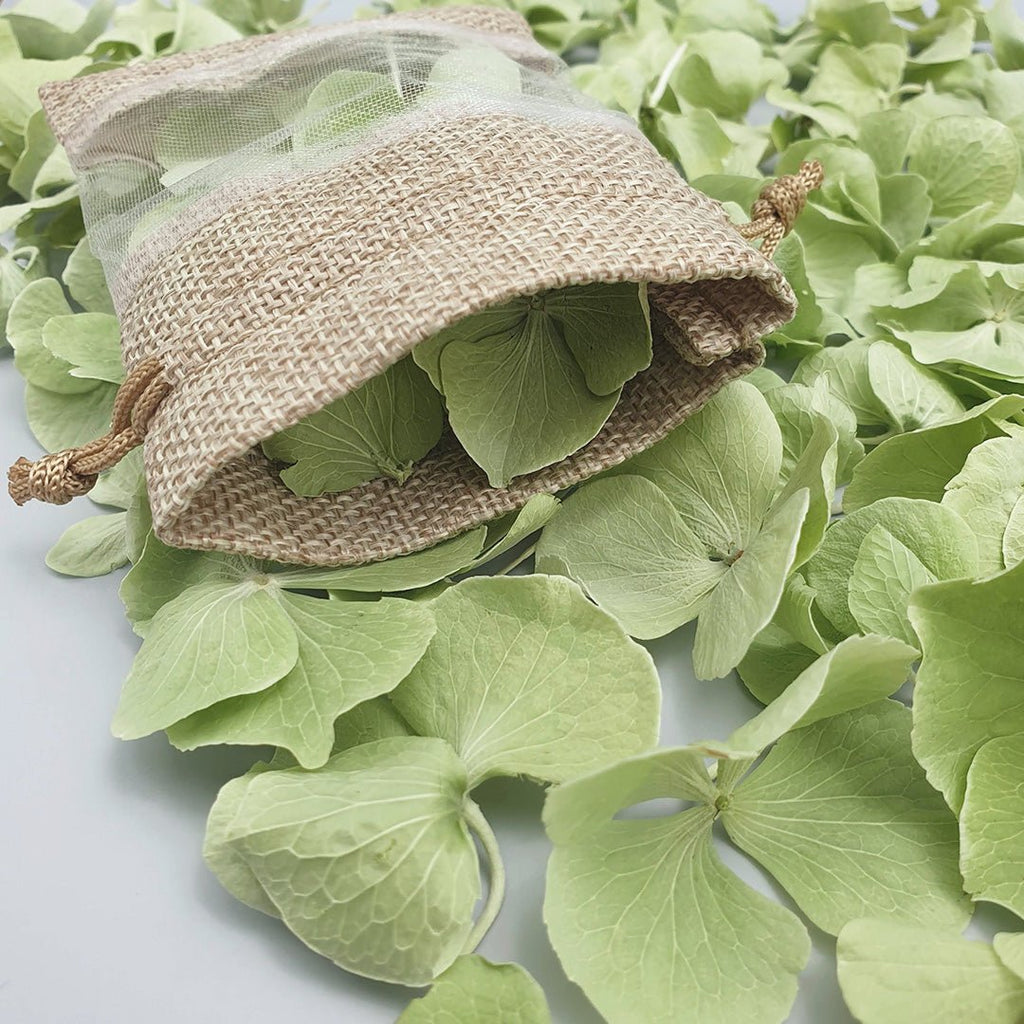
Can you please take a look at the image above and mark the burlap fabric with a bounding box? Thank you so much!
[25,7,799,566]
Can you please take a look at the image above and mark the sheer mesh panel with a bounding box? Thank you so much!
[70,19,639,308]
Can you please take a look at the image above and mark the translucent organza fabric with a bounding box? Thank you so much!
[56,11,638,310]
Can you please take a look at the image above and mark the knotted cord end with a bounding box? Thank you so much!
[7,356,169,507]
[737,159,825,259]
[8,451,97,506]
[8,458,31,506]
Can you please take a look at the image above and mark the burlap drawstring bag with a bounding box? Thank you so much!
[8,6,821,566]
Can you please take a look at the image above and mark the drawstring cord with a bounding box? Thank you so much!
[8,356,169,506]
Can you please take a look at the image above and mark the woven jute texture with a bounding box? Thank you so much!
[35,8,798,567]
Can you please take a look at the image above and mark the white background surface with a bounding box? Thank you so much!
[2,2,1020,1022]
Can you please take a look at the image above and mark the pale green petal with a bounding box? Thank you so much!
[907,7,975,66]
[908,115,1020,217]
[45,511,128,578]
[764,234,825,351]
[705,115,770,178]
[397,955,551,1023]
[209,737,480,985]
[296,69,406,150]
[763,84,846,140]
[534,475,727,639]
[119,530,247,633]
[693,487,809,680]
[542,748,718,844]
[411,281,649,484]
[848,525,936,646]
[543,748,807,1024]
[876,170,932,251]
[867,340,964,432]
[802,42,905,124]
[9,109,69,200]
[857,108,916,176]
[167,593,436,768]
[263,357,444,496]
[909,561,1024,811]
[122,491,151,563]
[777,139,883,233]
[167,0,243,52]
[791,339,888,428]
[112,581,299,739]
[202,760,282,917]
[724,701,970,934]
[806,496,979,637]
[524,5,605,53]
[613,380,782,553]
[151,102,259,175]
[837,920,1024,1024]
[544,764,808,1024]
[426,43,522,100]
[1004,493,1024,567]
[0,51,88,144]
[271,527,488,593]
[24,380,117,452]
[466,494,560,571]
[764,378,859,490]
[773,411,839,567]
[840,262,906,337]
[2,0,113,59]
[842,397,1024,511]
[62,236,114,314]
[959,733,1024,917]
[200,0,304,34]
[571,61,648,120]
[898,201,1024,267]
[42,312,123,384]
[653,107,739,180]
[987,0,1024,70]
[994,933,1024,981]
[89,0,176,59]
[790,205,883,303]
[0,242,45,341]
[943,435,1024,573]
[669,29,787,119]
[391,575,660,785]
[738,623,821,705]
[878,265,1024,379]
[332,695,412,753]
[89,447,144,511]
[412,299,527,391]
[772,574,829,656]
[711,636,916,757]
[542,281,651,396]
[7,277,91,394]
[437,307,617,487]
